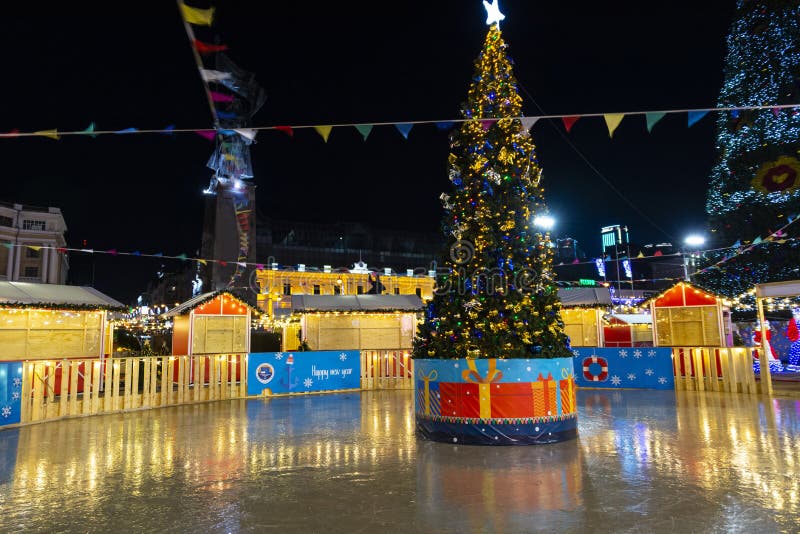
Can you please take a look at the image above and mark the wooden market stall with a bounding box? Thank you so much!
[648,281,732,347]
[558,287,612,347]
[0,281,122,361]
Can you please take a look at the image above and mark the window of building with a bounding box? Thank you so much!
[0,215,12,228]
[394,287,400,295]
[357,285,364,295]
[22,220,46,231]
[415,288,422,297]
[24,266,39,278]
[283,283,291,295]
[26,247,40,258]
[333,285,341,295]
[313,284,321,295]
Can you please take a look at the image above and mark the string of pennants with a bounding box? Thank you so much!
[2,101,797,143]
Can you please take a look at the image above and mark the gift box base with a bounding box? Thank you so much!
[416,416,578,446]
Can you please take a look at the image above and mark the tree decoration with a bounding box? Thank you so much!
[751,155,800,195]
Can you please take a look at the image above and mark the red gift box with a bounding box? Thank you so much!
[491,382,535,418]
[438,382,479,417]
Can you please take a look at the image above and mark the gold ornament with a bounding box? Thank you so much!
[751,156,800,195]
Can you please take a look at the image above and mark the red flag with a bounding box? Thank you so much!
[275,126,294,137]
[562,116,580,133]
[193,39,228,55]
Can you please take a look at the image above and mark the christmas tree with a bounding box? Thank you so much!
[412,1,571,360]
[698,0,800,297]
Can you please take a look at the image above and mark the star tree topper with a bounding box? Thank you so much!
[483,0,505,28]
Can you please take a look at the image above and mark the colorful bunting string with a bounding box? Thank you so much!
[2,103,798,141]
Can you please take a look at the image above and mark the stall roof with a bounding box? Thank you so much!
[290,294,425,313]
[557,287,612,307]
[163,290,258,317]
[0,281,125,310]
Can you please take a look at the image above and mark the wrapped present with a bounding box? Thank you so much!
[532,372,557,417]
[461,358,503,419]
[416,369,440,416]
[490,382,534,418]
[439,382,478,417]
[559,368,576,415]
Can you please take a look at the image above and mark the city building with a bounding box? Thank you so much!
[0,201,68,284]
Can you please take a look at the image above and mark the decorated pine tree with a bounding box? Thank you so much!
[412,2,571,360]
[698,0,800,297]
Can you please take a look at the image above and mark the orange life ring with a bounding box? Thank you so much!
[582,356,609,382]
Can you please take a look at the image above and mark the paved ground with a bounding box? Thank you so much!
[1,388,799,533]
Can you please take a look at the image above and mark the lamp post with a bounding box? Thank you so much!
[683,234,705,281]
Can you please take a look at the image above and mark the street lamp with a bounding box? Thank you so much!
[683,234,706,280]
[533,215,555,230]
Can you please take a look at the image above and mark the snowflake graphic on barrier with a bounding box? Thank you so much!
[611,375,622,386]
[274,353,284,360]
[11,391,20,401]
[303,377,313,388]
[658,377,668,384]
[339,353,348,362]
[572,349,581,357]
[618,350,628,358]
[1,406,10,418]
[633,350,642,359]
[645,368,654,376]
[627,373,637,381]
[647,350,657,358]
[13,377,21,387]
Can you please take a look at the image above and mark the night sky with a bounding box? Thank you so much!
[0,1,735,303]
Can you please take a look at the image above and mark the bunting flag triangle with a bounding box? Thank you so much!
[107,249,117,256]
[216,110,236,120]
[193,39,228,55]
[354,124,373,140]
[653,250,663,256]
[314,125,333,142]
[732,239,741,248]
[256,263,264,270]
[153,252,163,257]
[198,259,207,265]
[82,122,97,138]
[233,128,257,141]
[163,124,176,134]
[730,109,740,119]
[237,262,247,268]
[219,260,227,266]
[28,245,42,252]
[752,236,762,244]
[115,127,137,134]
[688,110,709,127]
[637,251,645,258]
[195,130,216,140]
[520,116,538,133]
[572,258,580,264]
[480,119,496,131]
[2,243,13,249]
[395,123,414,139]
[435,121,455,130]
[275,126,293,137]
[179,3,215,26]
[645,112,666,133]
[210,91,234,103]
[199,69,231,83]
[34,129,59,140]
[562,116,580,133]
[603,113,625,138]
[132,251,141,256]
[177,253,187,261]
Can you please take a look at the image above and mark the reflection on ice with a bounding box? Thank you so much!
[0,389,799,532]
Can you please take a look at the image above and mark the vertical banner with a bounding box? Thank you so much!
[248,351,361,395]
[0,361,23,426]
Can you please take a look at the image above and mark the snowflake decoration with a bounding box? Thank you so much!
[627,373,637,381]
[303,377,313,388]
[11,391,20,401]
[274,353,284,360]
[658,377,668,384]
[633,350,642,359]
[645,368,654,376]
[13,377,21,388]
[339,353,348,361]
[449,168,461,183]
[619,350,628,358]
[454,363,460,368]
[610,375,621,386]
[572,349,581,357]
[1,406,10,418]
[486,169,502,184]
[647,350,657,358]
